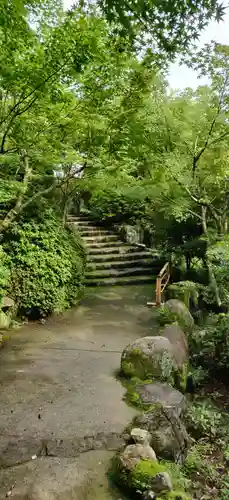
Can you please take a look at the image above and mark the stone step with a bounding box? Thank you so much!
[78,228,114,236]
[82,234,119,243]
[87,257,155,270]
[85,274,155,286]
[85,266,154,279]
[87,245,147,255]
[69,218,95,226]
[87,241,128,249]
[87,250,158,262]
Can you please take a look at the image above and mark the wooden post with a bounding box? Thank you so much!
[147,261,170,307]
[156,277,162,306]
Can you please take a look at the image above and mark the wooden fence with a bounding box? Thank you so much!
[147,261,170,307]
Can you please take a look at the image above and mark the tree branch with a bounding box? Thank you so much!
[0,60,68,129]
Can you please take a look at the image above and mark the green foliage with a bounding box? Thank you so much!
[95,0,224,60]
[3,212,85,317]
[166,282,198,309]
[0,246,10,305]
[183,442,220,484]
[182,440,229,499]
[114,455,190,498]
[87,183,151,224]
[185,400,229,441]
[187,366,209,390]
[130,459,166,492]
[190,313,229,376]
[158,308,180,328]
[206,238,229,309]
[160,461,190,493]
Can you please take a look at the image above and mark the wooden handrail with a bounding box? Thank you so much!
[156,261,170,306]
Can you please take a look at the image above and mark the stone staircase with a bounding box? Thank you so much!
[69,216,163,286]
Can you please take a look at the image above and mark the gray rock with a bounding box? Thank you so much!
[130,428,151,445]
[152,471,172,493]
[119,444,157,471]
[164,299,194,333]
[160,323,188,367]
[2,297,15,309]
[121,336,177,382]
[0,310,9,330]
[0,334,4,350]
[134,404,190,464]
[135,381,186,414]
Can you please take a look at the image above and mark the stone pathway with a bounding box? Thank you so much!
[0,285,157,499]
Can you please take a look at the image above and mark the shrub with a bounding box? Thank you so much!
[190,313,229,376]
[3,212,86,317]
[86,182,151,224]
[185,400,229,441]
[0,246,10,306]
[166,281,198,309]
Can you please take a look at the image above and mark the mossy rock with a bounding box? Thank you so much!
[160,300,194,334]
[114,456,190,498]
[121,336,178,385]
[133,405,190,464]
[130,459,170,493]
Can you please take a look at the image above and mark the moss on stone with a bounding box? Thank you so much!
[130,459,166,492]
[112,454,191,499]
[122,347,177,385]
[122,377,154,410]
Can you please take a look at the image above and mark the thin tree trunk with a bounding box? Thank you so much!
[201,205,222,308]
[0,152,31,234]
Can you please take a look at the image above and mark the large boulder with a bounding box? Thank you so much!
[133,404,189,464]
[0,311,10,330]
[163,299,194,333]
[121,336,178,383]
[160,323,188,368]
[135,381,186,414]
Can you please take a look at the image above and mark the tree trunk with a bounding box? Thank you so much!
[0,152,31,234]
[201,205,222,308]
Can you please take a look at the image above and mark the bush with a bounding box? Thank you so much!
[166,281,198,309]
[185,400,229,441]
[3,212,86,317]
[0,246,10,306]
[86,182,152,224]
[190,313,229,377]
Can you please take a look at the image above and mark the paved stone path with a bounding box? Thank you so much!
[0,285,157,499]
